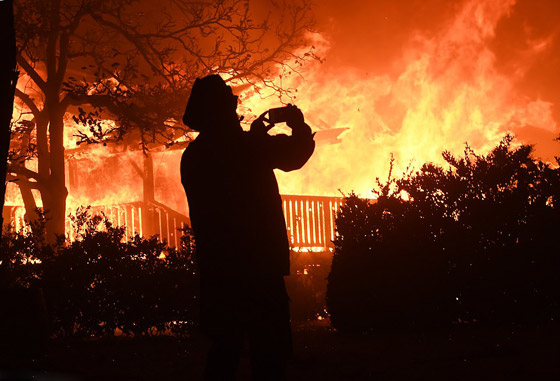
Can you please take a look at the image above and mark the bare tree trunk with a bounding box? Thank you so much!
[13,120,40,226]
[0,0,18,233]
[19,180,39,224]
[42,112,68,242]
[130,153,157,237]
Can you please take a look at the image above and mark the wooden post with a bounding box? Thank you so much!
[143,153,155,202]
[141,154,155,238]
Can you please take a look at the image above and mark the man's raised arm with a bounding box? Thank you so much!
[250,105,315,171]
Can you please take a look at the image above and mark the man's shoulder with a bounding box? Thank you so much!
[183,136,207,157]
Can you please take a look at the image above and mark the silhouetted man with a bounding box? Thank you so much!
[180,74,315,380]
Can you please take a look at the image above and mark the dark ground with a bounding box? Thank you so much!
[1,320,558,380]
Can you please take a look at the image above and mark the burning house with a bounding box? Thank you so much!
[6,0,558,255]
[3,130,345,251]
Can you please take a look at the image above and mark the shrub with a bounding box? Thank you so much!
[327,136,560,332]
[1,207,198,337]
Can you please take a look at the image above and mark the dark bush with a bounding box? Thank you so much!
[1,207,198,337]
[327,136,560,332]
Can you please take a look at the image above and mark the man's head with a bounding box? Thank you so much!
[183,74,239,133]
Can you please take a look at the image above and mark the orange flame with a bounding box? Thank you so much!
[239,0,556,197]
[5,0,559,233]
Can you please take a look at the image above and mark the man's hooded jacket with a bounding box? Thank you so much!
[181,75,315,277]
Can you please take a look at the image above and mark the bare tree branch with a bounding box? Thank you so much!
[8,164,44,183]
[14,88,42,119]
[16,54,47,93]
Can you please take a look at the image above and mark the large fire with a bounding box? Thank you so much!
[4,0,559,238]
[240,0,557,198]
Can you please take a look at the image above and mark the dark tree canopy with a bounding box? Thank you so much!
[8,0,316,240]
[14,0,315,147]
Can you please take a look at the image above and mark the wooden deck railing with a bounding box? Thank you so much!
[3,194,345,251]
[87,201,190,248]
[281,195,343,251]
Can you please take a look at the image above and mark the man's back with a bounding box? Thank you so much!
[181,128,314,276]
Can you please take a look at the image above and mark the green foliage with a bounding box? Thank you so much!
[327,136,560,332]
[0,207,198,337]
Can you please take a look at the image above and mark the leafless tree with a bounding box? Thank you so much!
[9,0,316,241]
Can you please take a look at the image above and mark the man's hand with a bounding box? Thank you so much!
[250,111,275,136]
[285,104,305,129]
